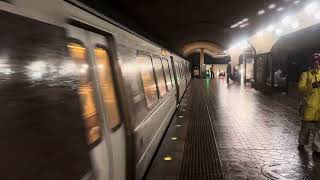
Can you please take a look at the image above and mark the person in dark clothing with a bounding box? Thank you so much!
[226,62,232,84]
[210,65,215,79]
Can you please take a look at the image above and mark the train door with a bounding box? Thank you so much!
[66,25,126,180]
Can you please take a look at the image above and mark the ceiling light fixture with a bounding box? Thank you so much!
[241,18,249,23]
[269,4,277,9]
[294,0,300,5]
[258,10,265,15]
[230,18,249,29]
[240,23,249,28]
[277,7,284,12]
[230,24,238,29]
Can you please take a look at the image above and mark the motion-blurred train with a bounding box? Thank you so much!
[0,1,191,180]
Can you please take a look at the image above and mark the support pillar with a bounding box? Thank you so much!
[200,48,205,78]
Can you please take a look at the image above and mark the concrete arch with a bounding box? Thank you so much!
[188,49,227,59]
[181,41,225,57]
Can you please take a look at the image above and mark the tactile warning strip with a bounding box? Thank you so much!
[180,83,224,180]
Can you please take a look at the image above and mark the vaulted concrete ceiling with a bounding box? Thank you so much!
[78,0,309,54]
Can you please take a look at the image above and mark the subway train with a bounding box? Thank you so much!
[0,1,191,180]
[249,20,320,99]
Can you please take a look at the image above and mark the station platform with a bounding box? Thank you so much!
[145,79,320,180]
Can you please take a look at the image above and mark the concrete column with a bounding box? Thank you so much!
[200,48,205,78]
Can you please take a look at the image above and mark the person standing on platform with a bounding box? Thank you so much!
[298,53,320,154]
[210,65,215,79]
[226,62,232,84]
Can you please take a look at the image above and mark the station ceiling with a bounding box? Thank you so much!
[78,0,308,54]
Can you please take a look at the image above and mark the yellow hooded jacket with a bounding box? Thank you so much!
[299,69,320,121]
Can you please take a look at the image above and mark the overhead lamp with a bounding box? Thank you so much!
[294,0,300,5]
[267,25,275,32]
[281,16,292,25]
[239,23,249,28]
[242,18,249,22]
[236,22,242,26]
[304,2,319,16]
[258,10,265,15]
[277,7,284,12]
[269,4,277,9]
[230,24,238,29]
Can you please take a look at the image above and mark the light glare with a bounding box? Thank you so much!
[281,16,292,25]
[277,7,284,12]
[269,4,277,9]
[239,23,249,28]
[304,2,319,15]
[294,0,300,5]
[267,25,275,32]
[230,24,238,29]
[242,18,249,22]
[258,10,265,15]
[275,29,283,36]
[291,21,299,29]
[257,31,264,38]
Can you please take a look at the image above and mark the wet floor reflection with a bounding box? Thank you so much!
[202,79,320,180]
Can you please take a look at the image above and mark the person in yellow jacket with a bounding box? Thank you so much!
[298,53,320,152]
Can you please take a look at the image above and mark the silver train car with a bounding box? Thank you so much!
[0,1,191,180]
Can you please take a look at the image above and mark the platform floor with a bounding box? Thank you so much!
[145,79,320,180]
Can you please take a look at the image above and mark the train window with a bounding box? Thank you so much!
[178,63,183,79]
[183,64,186,74]
[168,58,175,85]
[153,57,167,96]
[137,54,159,107]
[174,63,181,82]
[181,63,185,77]
[182,63,186,76]
[94,46,121,130]
[185,64,187,76]
[162,59,173,90]
[68,42,102,146]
